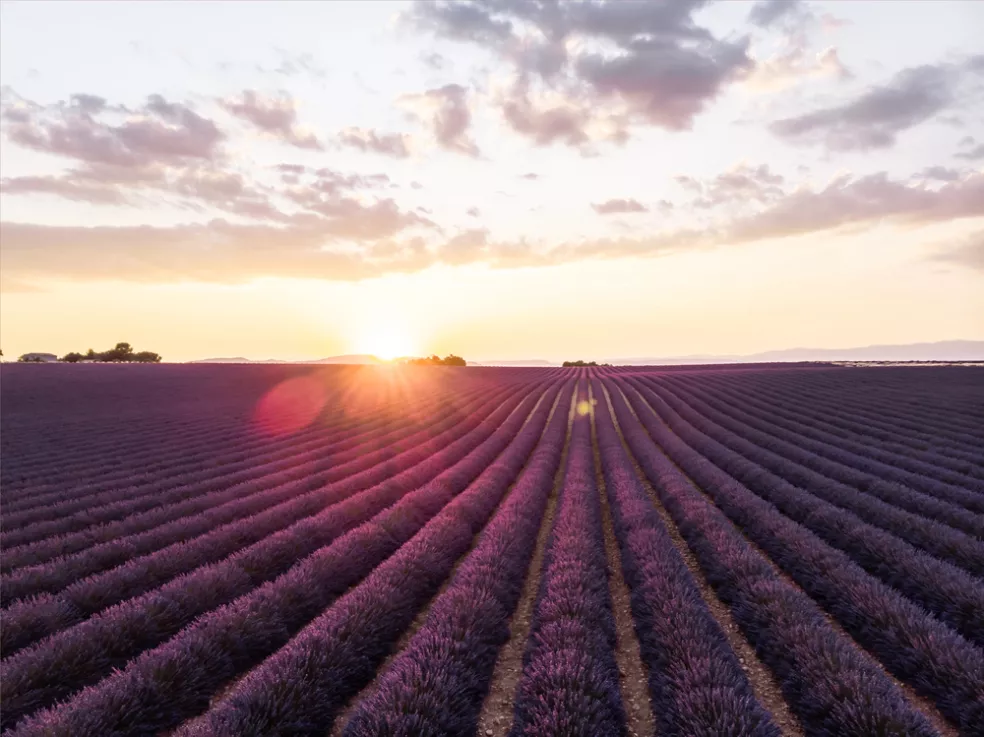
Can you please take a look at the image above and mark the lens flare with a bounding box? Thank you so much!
[253,376,327,437]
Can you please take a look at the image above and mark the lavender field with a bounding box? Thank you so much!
[1,363,982,737]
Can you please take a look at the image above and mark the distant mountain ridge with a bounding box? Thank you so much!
[191,354,382,365]
[469,359,555,367]
[615,340,984,365]
[190,341,984,366]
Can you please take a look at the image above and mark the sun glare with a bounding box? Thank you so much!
[356,327,416,361]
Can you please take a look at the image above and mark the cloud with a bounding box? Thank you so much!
[411,1,512,45]
[683,162,786,208]
[7,168,981,287]
[499,82,593,148]
[520,172,539,180]
[438,228,492,265]
[955,136,984,161]
[0,175,129,204]
[726,171,984,243]
[0,220,416,284]
[466,206,481,217]
[2,92,224,167]
[411,0,752,146]
[748,0,802,28]
[280,168,433,239]
[268,51,328,80]
[574,36,751,132]
[0,210,440,286]
[337,127,412,158]
[0,149,286,220]
[746,43,852,93]
[421,52,448,70]
[1,94,425,234]
[958,145,984,160]
[301,198,435,240]
[932,230,984,271]
[742,0,852,93]
[400,84,479,156]
[220,90,322,150]
[915,166,963,183]
[592,198,648,215]
[172,169,286,221]
[771,62,970,150]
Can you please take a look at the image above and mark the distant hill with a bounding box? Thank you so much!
[191,357,287,364]
[614,340,984,365]
[307,354,383,365]
[469,359,556,367]
[190,341,984,367]
[191,354,382,365]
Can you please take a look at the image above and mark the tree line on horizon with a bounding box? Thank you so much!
[562,360,612,367]
[402,354,467,367]
[60,342,161,363]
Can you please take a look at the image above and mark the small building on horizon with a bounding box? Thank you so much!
[18,352,58,363]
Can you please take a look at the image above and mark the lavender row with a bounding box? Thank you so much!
[2,394,355,518]
[591,380,779,737]
[700,369,983,449]
[0,364,485,482]
[627,376,984,647]
[0,395,396,520]
[604,383,943,736]
[507,397,626,737]
[657,376,984,529]
[739,370,984,449]
[757,364,983,419]
[673,373,984,492]
[123,383,564,737]
[2,408,249,494]
[0,384,498,596]
[612,378,984,732]
[0,383,496,576]
[0,379,471,527]
[340,383,575,736]
[4,374,549,508]
[646,378,984,556]
[1,381,296,497]
[2,369,532,506]
[1,382,559,733]
[688,373,984,482]
[5,369,536,503]
[0,380,536,656]
[798,367,984,427]
[692,370,984,482]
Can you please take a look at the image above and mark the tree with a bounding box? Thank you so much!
[405,354,467,367]
[58,343,162,363]
[562,360,611,367]
[103,342,135,362]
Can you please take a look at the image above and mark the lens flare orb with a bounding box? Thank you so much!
[253,376,327,436]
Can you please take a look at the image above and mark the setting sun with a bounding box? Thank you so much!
[355,327,417,362]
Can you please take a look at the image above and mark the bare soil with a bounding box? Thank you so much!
[476,391,576,737]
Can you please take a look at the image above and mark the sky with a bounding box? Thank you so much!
[1,0,982,362]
